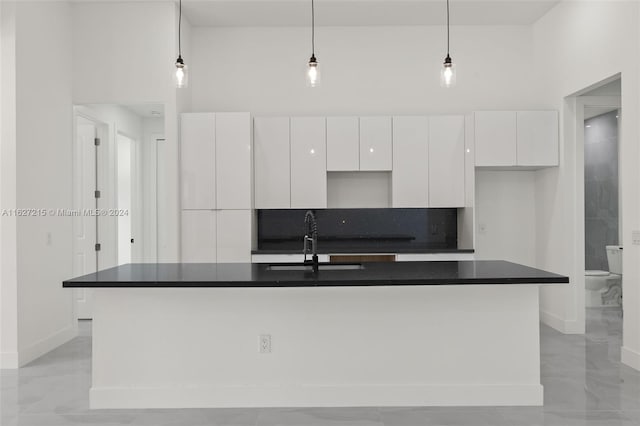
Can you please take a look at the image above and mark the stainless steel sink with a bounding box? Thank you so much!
[266,263,364,272]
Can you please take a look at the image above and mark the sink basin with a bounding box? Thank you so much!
[266,263,364,272]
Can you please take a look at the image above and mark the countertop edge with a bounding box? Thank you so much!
[251,249,476,255]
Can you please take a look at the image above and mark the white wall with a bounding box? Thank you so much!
[475,171,537,267]
[533,0,640,365]
[0,0,19,369]
[72,1,184,262]
[13,1,76,366]
[190,25,542,115]
[190,25,543,273]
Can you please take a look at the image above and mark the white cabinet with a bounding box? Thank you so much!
[290,117,327,208]
[216,113,252,209]
[216,210,252,263]
[253,117,291,209]
[181,112,253,263]
[360,117,392,171]
[474,111,517,167]
[429,115,465,207]
[474,110,559,168]
[181,210,216,262]
[392,116,429,208]
[181,113,216,209]
[516,111,559,167]
[327,117,359,171]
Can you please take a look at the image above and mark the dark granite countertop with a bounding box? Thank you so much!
[63,261,568,288]
[251,248,475,255]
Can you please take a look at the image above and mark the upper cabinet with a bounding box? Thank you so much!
[516,111,559,167]
[327,117,359,171]
[181,113,216,210]
[429,116,465,208]
[215,113,252,210]
[474,111,517,167]
[474,110,558,168]
[360,117,392,171]
[290,117,327,209]
[254,117,291,209]
[392,116,429,208]
[181,113,253,210]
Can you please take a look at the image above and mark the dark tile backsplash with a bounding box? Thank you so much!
[257,208,458,251]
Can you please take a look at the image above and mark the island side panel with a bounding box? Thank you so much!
[90,285,542,408]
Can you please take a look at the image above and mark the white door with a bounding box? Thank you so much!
[360,116,393,171]
[392,116,429,207]
[253,117,291,209]
[116,134,134,265]
[474,111,517,166]
[429,115,466,207]
[290,117,327,208]
[181,113,216,209]
[181,210,217,262]
[327,117,359,171]
[73,116,98,320]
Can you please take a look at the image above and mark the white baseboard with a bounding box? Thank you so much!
[622,346,640,371]
[540,310,584,334]
[18,324,77,367]
[0,351,19,369]
[90,384,543,409]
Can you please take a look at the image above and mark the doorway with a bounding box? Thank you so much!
[116,133,134,265]
[573,77,622,338]
[72,103,165,319]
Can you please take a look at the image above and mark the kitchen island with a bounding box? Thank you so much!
[64,261,568,409]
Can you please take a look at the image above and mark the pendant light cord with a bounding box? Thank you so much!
[311,0,315,56]
[178,0,182,58]
[446,0,450,56]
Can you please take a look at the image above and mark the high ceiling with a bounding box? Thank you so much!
[182,0,561,27]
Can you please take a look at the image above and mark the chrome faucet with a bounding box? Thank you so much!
[303,210,319,274]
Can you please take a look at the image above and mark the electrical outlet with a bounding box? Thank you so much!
[633,230,640,246]
[259,334,271,353]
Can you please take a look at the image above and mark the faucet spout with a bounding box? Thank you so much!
[303,210,319,274]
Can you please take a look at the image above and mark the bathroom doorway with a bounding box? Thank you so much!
[577,78,622,334]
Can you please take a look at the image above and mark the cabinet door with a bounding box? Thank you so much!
[216,113,252,209]
[290,117,327,209]
[360,116,392,171]
[327,117,359,171]
[474,111,516,167]
[253,117,291,209]
[181,113,216,209]
[392,116,429,207]
[429,116,465,207]
[216,210,252,263]
[181,210,216,262]
[517,111,559,167]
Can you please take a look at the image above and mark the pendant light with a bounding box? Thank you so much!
[306,0,320,87]
[440,0,456,88]
[174,0,188,88]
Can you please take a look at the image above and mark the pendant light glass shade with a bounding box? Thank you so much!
[440,55,456,88]
[306,55,321,88]
[440,0,456,88]
[306,0,320,88]
[174,0,187,89]
[175,56,188,88]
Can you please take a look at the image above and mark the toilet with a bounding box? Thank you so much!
[585,245,623,307]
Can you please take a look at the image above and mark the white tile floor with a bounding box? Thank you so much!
[1,308,639,425]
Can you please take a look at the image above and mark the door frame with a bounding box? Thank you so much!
[569,85,621,333]
[72,108,109,320]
